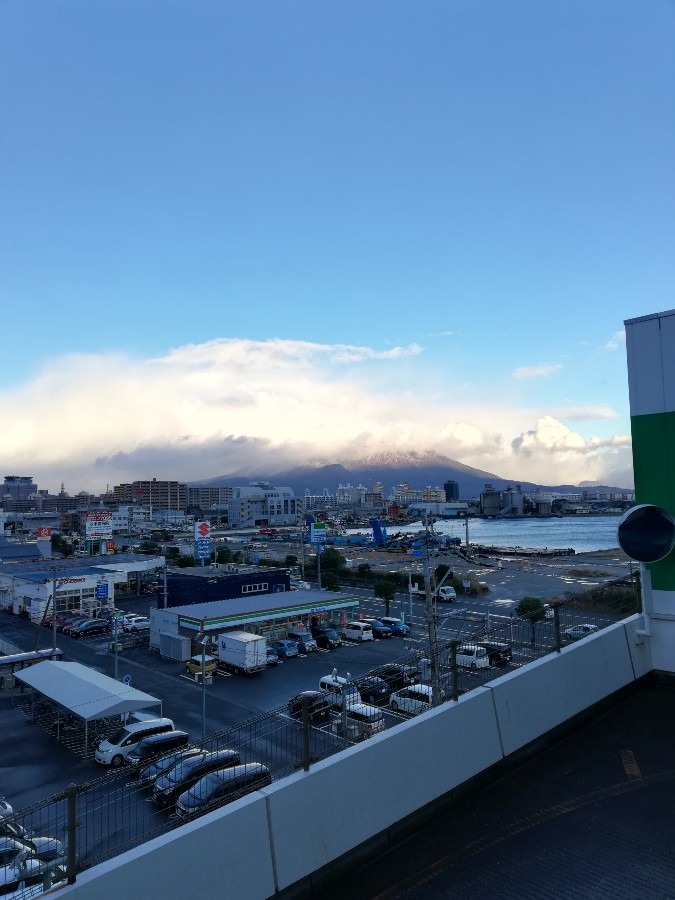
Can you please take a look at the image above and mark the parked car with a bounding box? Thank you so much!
[287,690,332,723]
[0,840,65,893]
[126,731,191,769]
[95,718,176,768]
[330,703,386,740]
[456,645,491,670]
[271,639,299,659]
[286,629,318,654]
[389,684,440,715]
[380,617,410,636]
[122,613,145,628]
[266,646,279,666]
[186,655,218,676]
[124,616,150,633]
[311,625,342,649]
[476,641,512,666]
[138,748,205,789]
[371,662,419,692]
[69,618,110,639]
[61,615,89,635]
[363,619,394,639]
[175,763,272,819]
[564,623,599,642]
[354,676,391,705]
[153,749,241,809]
[319,671,361,709]
[341,622,374,642]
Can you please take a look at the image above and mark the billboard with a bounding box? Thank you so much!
[85,510,113,539]
[36,527,52,538]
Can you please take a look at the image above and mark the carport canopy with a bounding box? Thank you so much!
[15,660,162,721]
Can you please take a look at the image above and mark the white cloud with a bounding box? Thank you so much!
[0,339,633,491]
[512,363,562,380]
[604,330,626,351]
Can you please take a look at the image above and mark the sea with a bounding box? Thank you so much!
[348,515,623,554]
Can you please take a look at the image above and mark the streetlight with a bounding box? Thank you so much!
[196,627,209,740]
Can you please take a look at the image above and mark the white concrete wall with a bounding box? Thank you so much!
[58,617,650,900]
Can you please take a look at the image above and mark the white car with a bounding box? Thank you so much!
[389,684,439,715]
[564,623,599,642]
[456,645,491,669]
[124,616,150,633]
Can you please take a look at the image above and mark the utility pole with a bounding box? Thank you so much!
[422,512,441,703]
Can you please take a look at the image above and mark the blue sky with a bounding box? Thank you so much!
[1,0,673,492]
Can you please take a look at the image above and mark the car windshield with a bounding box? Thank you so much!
[107,727,130,745]
[166,755,206,783]
[324,629,338,638]
[190,773,220,798]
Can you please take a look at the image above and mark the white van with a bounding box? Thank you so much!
[95,717,175,768]
[456,645,490,669]
[341,621,374,642]
[319,671,361,709]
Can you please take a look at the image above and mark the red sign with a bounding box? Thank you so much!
[198,522,210,537]
[36,527,52,538]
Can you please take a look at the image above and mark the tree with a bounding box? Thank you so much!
[374,579,397,617]
[322,571,341,591]
[216,547,233,564]
[165,546,180,560]
[517,596,547,646]
[50,534,73,557]
[175,554,196,568]
[321,547,345,571]
[285,554,298,567]
[357,563,372,578]
[138,540,161,555]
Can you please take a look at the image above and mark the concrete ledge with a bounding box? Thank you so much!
[488,620,638,756]
[59,792,275,900]
[266,687,503,891]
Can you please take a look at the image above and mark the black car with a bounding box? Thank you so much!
[311,626,342,649]
[175,763,272,819]
[137,748,205,788]
[287,690,332,723]
[126,730,191,769]
[476,641,512,666]
[354,676,391,705]
[153,749,241,809]
[366,620,394,639]
[371,663,419,693]
[68,619,109,638]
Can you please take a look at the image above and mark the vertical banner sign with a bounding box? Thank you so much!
[310,522,327,544]
[194,521,212,561]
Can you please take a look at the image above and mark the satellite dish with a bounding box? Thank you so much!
[617,504,675,563]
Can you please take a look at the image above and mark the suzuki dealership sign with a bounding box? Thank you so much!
[194,521,212,561]
[85,510,113,539]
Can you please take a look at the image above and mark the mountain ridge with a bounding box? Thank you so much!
[192,452,630,498]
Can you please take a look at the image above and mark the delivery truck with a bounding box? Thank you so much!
[215,630,267,674]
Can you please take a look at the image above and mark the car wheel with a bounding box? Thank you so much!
[342,633,347,640]
[111,755,124,768]
[358,636,363,643]
[390,701,399,711]
[470,662,477,671]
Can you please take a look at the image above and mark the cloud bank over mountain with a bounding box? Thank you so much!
[0,338,633,492]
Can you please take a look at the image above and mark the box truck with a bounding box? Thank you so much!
[215,630,267,674]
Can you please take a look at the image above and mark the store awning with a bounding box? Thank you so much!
[15,660,161,721]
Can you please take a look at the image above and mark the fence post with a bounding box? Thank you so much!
[553,603,562,653]
[449,640,459,701]
[301,696,310,771]
[66,782,78,884]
